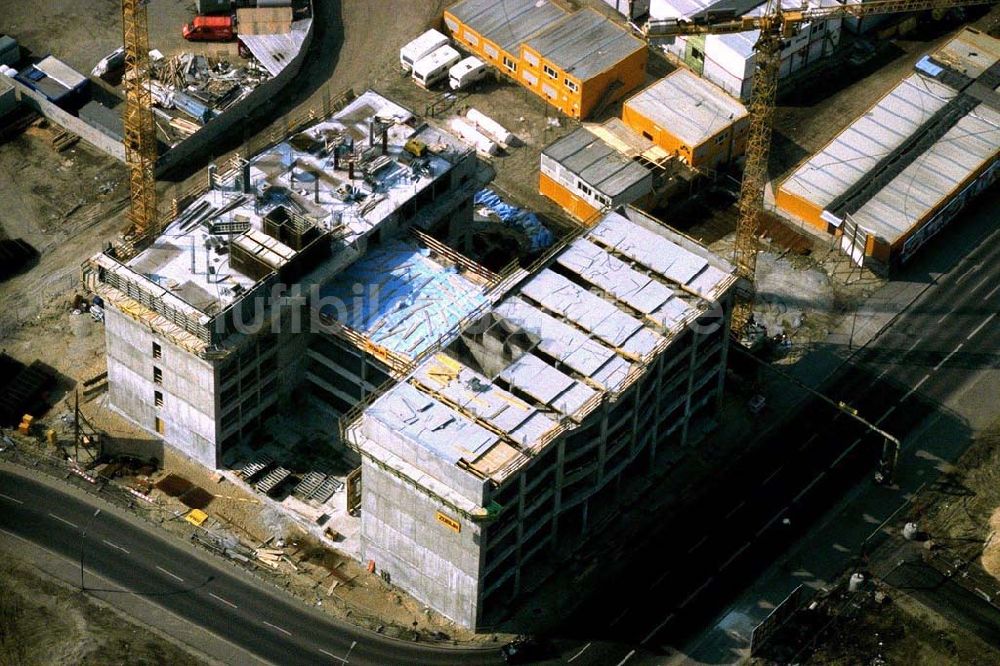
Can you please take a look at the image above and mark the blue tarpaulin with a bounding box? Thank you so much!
[474,189,555,252]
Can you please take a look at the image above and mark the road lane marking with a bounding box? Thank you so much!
[877,405,897,425]
[48,513,79,529]
[794,472,825,503]
[687,534,708,554]
[971,272,991,293]
[319,648,350,663]
[905,336,924,353]
[0,493,23,504]
[102,539,130,554]
[762,465,784,485]
[755,508,787,538]
[615,648,636,666]
[156,565,184,582]
[209,592,238,609]
[724,499,746,519]
[679,577,714,609]
[933,342,963,371]
[797,433,818,452]
[568,642,592,662]
[830,437,862,469]
[0,527,32,544]
[967,313,996,341]
[900,373,932,402]
[262,620,292,636]
[653,568,672,587]
[719,542,751,571]
[985,283,1000,300]
[610,608,629,626]
[641,614,675,646]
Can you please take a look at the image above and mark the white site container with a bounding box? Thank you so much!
[412,45,461,89]
[450,117,499,156]
[448,56,487,90]
[400,29,449,72]
[466,108,517,147]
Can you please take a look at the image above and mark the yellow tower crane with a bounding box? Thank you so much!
[121,0,158,237]
[644,0,997,334]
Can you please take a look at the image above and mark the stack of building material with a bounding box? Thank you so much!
[239,453,274,481]
[236,7,293,35]
[255,466,291,495]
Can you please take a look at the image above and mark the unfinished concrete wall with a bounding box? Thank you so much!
[105,307,220,467]
[360,459,484,628]
[4,75,126,162]
[156,18,315,175]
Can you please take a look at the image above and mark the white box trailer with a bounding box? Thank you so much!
[412,45,461,89]
[448,56,487,90]
[400,29,449,72]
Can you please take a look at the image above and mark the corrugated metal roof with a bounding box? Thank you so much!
[239,19,310,77]
[625,68,746,147]
[524,8,645,81]
[850,103,1000,243]
[447,0,567,54]
[543,127,650,197]
[779,74,956,210]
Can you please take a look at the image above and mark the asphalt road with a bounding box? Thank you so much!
[0,467,504,666]
[562,194,1000,663]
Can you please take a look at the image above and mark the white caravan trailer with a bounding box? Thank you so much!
[399,29,448,72]
[412,45,461,89]
[448,56,488,90]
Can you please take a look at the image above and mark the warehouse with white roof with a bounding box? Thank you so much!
[776,28,1000,272]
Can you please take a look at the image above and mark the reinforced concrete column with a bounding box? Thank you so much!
[511,474,527,596]
[680,327,702,448]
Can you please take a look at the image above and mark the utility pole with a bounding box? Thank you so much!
[74,389,80,464]
[733,345,901,482]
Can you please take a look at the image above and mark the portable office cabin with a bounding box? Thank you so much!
[520,9,647,119]
[443,0,567,75]
[400,29,449,72]
[412,45,461,88]
[775,28,1000,273]
[15,55,88,107]
[622,68,748,171]
[540,127,653,221]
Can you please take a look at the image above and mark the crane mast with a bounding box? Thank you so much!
[730,10,782,331]
[121,0,158,237]
[643,0,997,336]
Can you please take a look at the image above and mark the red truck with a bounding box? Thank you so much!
[182,15,235,42]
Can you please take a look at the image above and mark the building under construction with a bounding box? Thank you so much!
[86,89,737,629]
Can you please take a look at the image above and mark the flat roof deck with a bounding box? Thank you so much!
[114,90,471,317]
[523,8,645,81]
[352,209,736,487]
[543,128,651,198]
[625,69,747,147]
[446,0,568,55]
[317,239,489,360]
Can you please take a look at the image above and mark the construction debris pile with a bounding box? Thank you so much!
[149,53,271,144]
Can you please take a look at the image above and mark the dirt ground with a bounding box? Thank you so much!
[913,416,1000,579]
[4,0,233,76]
[0,549,203,666]
[798,587,1000,666]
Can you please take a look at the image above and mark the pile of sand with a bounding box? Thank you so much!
[981,507,1000,579]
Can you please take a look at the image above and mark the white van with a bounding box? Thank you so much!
[400,29,449,72]
[412,45,461,89]
[448,56,488,90]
